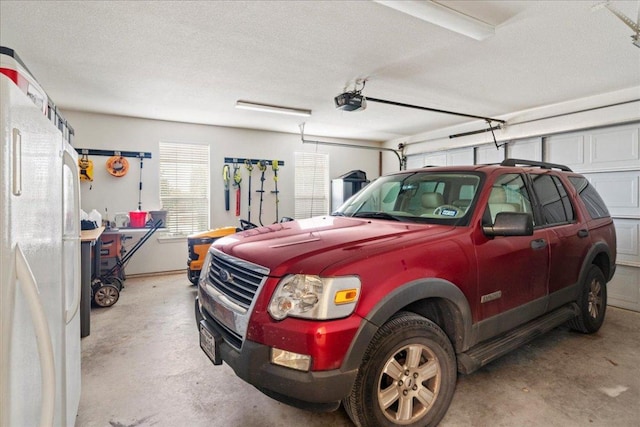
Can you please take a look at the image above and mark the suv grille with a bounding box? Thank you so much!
[206,249,270,311]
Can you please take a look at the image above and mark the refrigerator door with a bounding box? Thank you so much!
[62,142,81,426]
[0,74,64,425]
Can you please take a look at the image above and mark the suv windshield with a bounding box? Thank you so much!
[333,171,483,225]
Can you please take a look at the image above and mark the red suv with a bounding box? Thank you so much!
[195,159,616,427]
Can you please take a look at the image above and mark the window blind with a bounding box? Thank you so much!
[294,152,329,219]
[159,141,210,236]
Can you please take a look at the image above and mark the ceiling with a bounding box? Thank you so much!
[1,1,639,142]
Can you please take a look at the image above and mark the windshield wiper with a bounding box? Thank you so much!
[352,211,401,221]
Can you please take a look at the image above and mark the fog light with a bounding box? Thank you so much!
[271,348,311,371]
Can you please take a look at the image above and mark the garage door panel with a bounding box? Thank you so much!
[590,126,639,168]
[546,134,584,166]
[476,143,504,164]
[406,154,425,169]
[613,219,640,266]
[507,137,542,161]
[424,153,447,166]
[547,124,640,172]
[608,265,640,311]
[586,172,639,217]
[447,148,474,165]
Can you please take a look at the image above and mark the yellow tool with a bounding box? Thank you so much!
[223,164,230,211]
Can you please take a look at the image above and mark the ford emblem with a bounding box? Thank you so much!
[219,268,233,283]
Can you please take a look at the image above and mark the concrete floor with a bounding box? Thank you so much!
[77,272,640,427]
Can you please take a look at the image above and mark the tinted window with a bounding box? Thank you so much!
[568,176,610,219]
[531,174,575,225]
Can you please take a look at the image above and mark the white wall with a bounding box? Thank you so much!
[65,111,381,275]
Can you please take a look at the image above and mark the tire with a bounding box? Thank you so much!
[343,312,457,427]
[568,265,607,333]
[93,284,120,307]
[104,275,123,290]
[188,269,199,285]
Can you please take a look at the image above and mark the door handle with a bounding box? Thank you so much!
[63,148,81,324]
[577,229,589,238]
[12,128,22,196]
[530,239,547,250]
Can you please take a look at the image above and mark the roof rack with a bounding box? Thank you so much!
[500,158,572,172]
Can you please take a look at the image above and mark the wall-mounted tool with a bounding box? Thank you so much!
[106,155,129,177]
[233,162,242,217]
[244,160,254,223]
[222,164,231,211]
[256,160,267,226]
[271,160,280,223]
[78,153,94,182]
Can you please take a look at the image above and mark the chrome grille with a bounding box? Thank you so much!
[207,249,269,311]
[203,307,243,350]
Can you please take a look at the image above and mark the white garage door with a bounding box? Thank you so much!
[406,144,503,169]
[545,123,640,312]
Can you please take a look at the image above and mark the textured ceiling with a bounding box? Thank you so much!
[1,0,639,142]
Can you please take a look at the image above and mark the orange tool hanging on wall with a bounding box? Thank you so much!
[106,155,129,177]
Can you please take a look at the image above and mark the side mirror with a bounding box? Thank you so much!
[483,212,533,237]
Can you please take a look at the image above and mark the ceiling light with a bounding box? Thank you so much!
[235,100,312,117]
[373,0,495,41]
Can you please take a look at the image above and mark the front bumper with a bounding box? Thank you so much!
[195,297,357,411]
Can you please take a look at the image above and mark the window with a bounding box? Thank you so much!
[294,152,329,219]
[159,141,210,236]
[485,174,533,224]
[336,172,481,225]
[530,174,574,225]
[568,176,610,219]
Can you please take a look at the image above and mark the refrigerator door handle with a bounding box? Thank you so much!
[63,149,81,324]
[15,244,56,427]
[12,128,22,196]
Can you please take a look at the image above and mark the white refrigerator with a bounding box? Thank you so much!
[0,47,81,426]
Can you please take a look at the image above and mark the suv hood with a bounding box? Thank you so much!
[213,216,454,276]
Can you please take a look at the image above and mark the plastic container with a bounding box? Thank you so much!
[149,210,167,226]
[129,211,148,228]
[88,209,102,226]
[114,213,129,228]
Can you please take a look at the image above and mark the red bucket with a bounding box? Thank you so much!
[129,211,148,228]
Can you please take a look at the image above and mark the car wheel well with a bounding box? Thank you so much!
[405,298,464,352]
[591,252,610,280]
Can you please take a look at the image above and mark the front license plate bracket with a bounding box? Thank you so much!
[199,321,222,365]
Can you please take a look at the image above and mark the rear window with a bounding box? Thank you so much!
[530,174,575,225]
[568,176,610,219]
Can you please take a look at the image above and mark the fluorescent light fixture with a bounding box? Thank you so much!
[235,100,312,117]
[373,0,495,41]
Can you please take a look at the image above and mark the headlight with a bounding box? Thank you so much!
[198,251,212,286]
[268,275,360,320]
